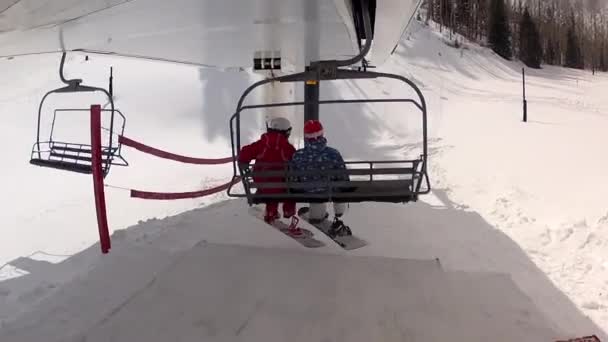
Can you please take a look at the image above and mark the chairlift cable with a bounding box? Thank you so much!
[104,184,131,192]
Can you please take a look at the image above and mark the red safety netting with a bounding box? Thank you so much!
[130,177,241,200]
[119,135,234,164]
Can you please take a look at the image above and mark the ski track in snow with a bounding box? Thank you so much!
[1,19,608,337]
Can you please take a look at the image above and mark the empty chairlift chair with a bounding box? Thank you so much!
[30,53,127,176]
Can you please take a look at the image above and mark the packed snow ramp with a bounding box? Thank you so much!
[1,241,559,342]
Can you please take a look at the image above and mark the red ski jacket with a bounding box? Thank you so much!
[238,132,296,193]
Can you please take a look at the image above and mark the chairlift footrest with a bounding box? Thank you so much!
[30,158,94,174]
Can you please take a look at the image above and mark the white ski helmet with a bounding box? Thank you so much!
[267,117,292,134]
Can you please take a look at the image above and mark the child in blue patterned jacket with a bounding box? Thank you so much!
[290,120,352,237]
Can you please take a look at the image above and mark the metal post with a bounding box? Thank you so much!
[522,68,527,122]
[303,0,320,124]
[109,67,114,99]
[302,0,372,124]
[91,104,111,254]
[304,76,319,121]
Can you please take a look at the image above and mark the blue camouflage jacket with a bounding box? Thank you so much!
[290,137,349,193]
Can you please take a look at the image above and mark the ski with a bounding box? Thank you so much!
[297,207,368,250]
[249,207,325,248]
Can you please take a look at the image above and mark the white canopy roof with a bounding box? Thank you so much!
[0,0,421,69]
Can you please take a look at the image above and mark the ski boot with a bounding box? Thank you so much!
[328,217,352,238]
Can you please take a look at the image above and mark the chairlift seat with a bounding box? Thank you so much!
[249,179,416,204]
[51,145,115,156]
[30,158,94,174]
[241,161,423,204]
[49,151,114,163]
[30,141,122,176]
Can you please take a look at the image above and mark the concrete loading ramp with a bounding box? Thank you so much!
[75,243,557,342]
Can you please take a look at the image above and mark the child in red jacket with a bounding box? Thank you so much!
[238,117,296,224]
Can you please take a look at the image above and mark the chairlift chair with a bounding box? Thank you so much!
[30,53,127,176]
[227,68,431,205]
[227,0,430,205]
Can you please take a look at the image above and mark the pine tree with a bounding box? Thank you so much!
[441,0,452,29]
[565,13,583,69]
[600,43,607,72]
[565,28,579,68]
[488,0,512,59]
[456,0,472,37]
[546,39,556,65]
[421,0,607,72]
[510,0,523,57]
[519,7,542,68]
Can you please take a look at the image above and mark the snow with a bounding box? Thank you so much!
[0,201,570,341]
[3,242,560,342]
[395,22,608,329]
[1,17,608,341]
[0,54,241,266]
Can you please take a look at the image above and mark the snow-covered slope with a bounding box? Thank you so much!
[0,200,593,341]
[1,19,608,340]
[394,22,608,329]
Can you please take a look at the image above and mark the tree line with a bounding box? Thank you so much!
[424,0,608,72]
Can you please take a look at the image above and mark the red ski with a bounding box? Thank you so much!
[249,207,325,248]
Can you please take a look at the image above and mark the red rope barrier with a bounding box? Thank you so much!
[119,135,234,165]
[130,178,241,200]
